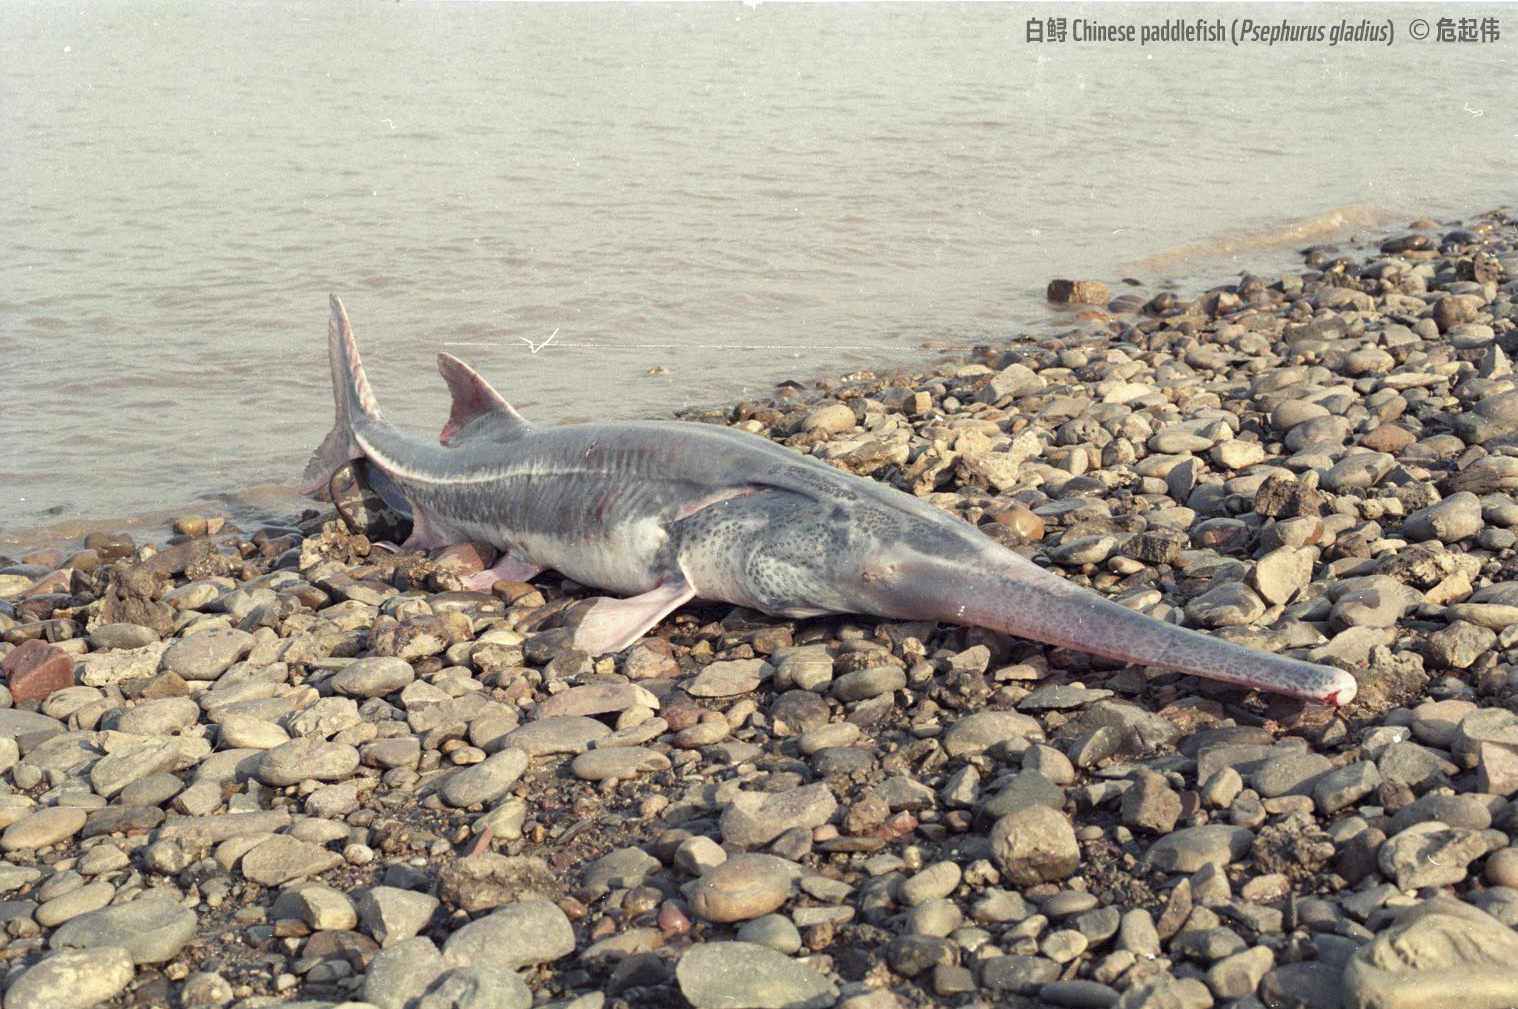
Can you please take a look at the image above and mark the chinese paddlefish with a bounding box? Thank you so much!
[303,296,1358,705]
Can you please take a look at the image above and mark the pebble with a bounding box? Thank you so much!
[2,639,75,702]
[87,622,160,650]
[2,806,86,852]
[1377,823,1490,889]
[363,936,446,1009]
[1145,824,1254,873]
[569,745,671,782]
[737,913,803,954]
[48,897,198,963]
[676,941,838,1009]
[216,713,291,749]
[988,805,1080,885]
[35,879,115,927]
[357,885,440,946]
[441,899,575,970]
[331,655,416,697]
[3,946,135,1009]
[1343,899,1518,1009]
[240,834,345,885]
[256,737,361,787]
[294,884,358,931]
[499,715,609,755]
[418,966,533,1009]
[535,681,657,718]
[832,665,906,702]
[109,695,200,734]
[159,627,255,680]
[897,861,961,906]
[687,658,770,697]
[720,782,837,848]
[439,746,528,806]
[688,853,799,923]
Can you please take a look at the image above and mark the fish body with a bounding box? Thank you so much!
[305,296,1358,706]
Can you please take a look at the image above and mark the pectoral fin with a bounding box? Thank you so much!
[570,578,697,656]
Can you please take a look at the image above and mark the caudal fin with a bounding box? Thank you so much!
[301,295,384,497]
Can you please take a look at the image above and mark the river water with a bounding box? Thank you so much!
[2,2,1514,551]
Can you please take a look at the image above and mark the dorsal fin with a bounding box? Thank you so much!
[436,353,532,445]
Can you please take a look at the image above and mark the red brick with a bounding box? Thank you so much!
[1,638,75,703]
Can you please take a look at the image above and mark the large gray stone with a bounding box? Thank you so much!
[48,897,197,963]
[441,899,574,969]
[1343,898,1518,1009]
[3,946,135,1009]
[363,936,446,1009]
[988,805,1079,886]
[439,747,528,807]
[676,941,838,1009]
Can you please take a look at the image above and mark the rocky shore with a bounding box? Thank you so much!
[4,209,1518,1009]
